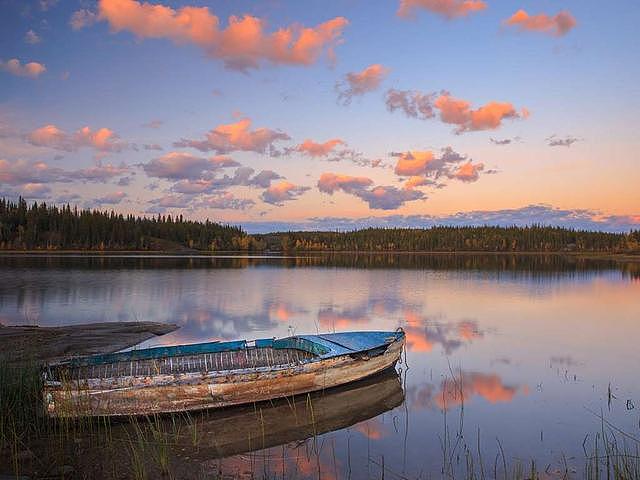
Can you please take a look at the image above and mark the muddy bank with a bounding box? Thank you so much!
[0,321,178,364]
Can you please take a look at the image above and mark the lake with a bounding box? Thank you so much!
[1,254,639,479]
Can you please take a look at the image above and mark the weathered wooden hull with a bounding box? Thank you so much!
[44,333,405,417]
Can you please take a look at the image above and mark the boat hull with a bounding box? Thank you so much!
[45,335,404,417]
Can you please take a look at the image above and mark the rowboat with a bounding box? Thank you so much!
[43,329,405,417]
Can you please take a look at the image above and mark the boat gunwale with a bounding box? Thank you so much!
[44,331,405,387]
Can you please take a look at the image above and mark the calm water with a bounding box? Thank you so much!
[1,254,639,478]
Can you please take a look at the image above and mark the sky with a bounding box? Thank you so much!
[1,0,639,233]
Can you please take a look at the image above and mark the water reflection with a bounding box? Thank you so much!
[1,254,639,478]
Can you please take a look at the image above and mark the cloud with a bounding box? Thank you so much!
[318,172,424,210]
[169,166,282,193]
[504,10,576,36]
[547,135,580,147]
[393,147,469,180]
[94,191,127,205]
[490,137,520,146]
[317,172,374,194]
[436,372,524,409]
[295,138,345,157]
[0,158,67,185]
[142,119,163,129]
[198,192,255,210]
[449,161,484,182]
[404,176,435,189]
[241,205,640,234]
[356,185,425,210]
[143,143,163,151]
[174,118,290,154]
[336,64,390,104]
[142,152,239,180]
[20,183,51,199]
[69,162,130,183]
[261,181,309,205]
[0,59,46,78]
[70,9,100,30]
[25,30,41,44]
[93,0,348,71]
[385,89,436,120]
[434,93,528,133]
[398,0,487,19]
[28,124,129,152]
[386,89,528,133]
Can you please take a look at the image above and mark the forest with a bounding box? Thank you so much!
[0,198,252,251]
[1,198,639,253]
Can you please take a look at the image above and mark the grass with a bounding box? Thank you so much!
[1,360,640,480]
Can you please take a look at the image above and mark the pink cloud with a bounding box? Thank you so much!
[28,124,128,152]
[261,181,309,205]
[317,172,374,194]
[94,191,127,205]
[0,159,66,185]
[70,162,130,183]
[398,0,487,19]
[296,138,345,157]
[318,172,424,210]
[336,64,390,104]
[94,0,348,70]
[0,58,46,78]
[142,152,238,180]
[504,9,576,36]
[174,118,290,154]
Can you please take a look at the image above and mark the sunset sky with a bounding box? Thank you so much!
[1,0,639,232]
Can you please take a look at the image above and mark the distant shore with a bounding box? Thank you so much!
[0,249,638,261]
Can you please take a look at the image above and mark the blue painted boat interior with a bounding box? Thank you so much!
[62,330,405,367]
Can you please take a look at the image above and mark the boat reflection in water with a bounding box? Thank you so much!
[170,368,403,460]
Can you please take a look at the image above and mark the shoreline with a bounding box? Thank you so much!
[0,249,638,261]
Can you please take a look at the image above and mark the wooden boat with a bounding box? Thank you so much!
[43,329,405,417]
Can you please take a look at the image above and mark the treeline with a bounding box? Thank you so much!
[257,226,640,253]
[0,198,256,251]
[1,198,639,253]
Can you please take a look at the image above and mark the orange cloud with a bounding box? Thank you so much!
[450,161,484,183]
[96,0,348,70]
[394,151,435,176]
[437,372,523,409]
[398,0,487,19]
[404,327,434,352]
[404,176,434,190]
[296,138,345,157]
[434,93,528,133]
[317,172,374,194]
[0,58,46,78]
[504,9,576,36]
[174,118,290,154]
[337,64,390,104]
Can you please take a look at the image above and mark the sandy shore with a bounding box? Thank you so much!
[0,321,178,364]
